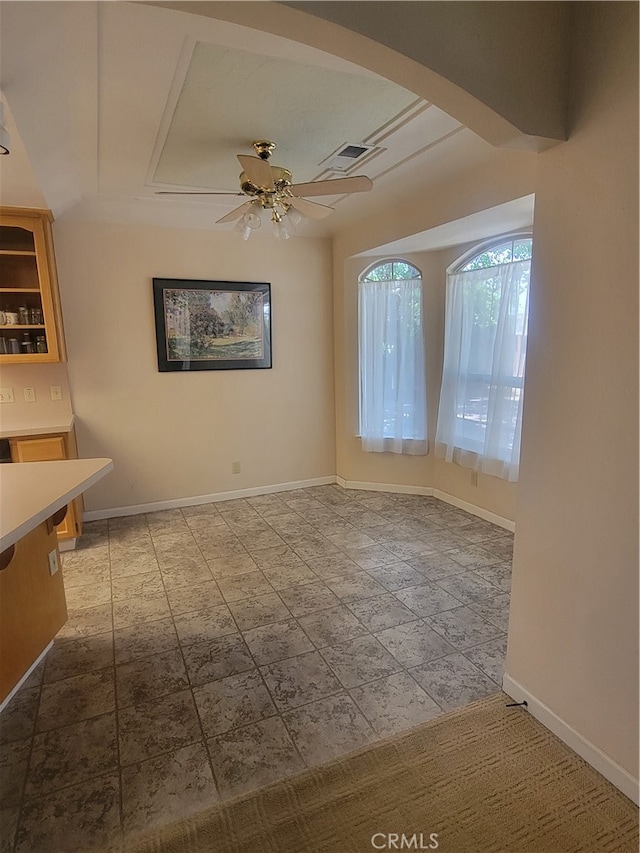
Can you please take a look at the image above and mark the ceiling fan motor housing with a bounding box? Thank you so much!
[252,140,276,160]
[240,166,292,198]
[199,139,373,226]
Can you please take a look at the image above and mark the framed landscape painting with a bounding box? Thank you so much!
[152,279,272,371]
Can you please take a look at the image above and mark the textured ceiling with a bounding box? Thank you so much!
[153,41,418,190]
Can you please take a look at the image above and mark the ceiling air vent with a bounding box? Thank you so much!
[321,142,378,174]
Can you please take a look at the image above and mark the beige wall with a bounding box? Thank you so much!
[0,362,73,433]
[333,153,536,522]
[52,220,335,512]
[507,2,638,779]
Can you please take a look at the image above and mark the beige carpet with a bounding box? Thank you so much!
[114,693,638,853]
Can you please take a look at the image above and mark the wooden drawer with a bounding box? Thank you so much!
[11,435,66,463]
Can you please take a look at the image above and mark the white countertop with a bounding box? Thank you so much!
[0,415,75,439]
[0,458,113,551]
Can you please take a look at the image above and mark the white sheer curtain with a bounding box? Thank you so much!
[435,259,530,481]
[359,276,427,455]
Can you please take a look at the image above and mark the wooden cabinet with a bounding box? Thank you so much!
[0,519,67,702]
[0,207,66,363]
[9,431,84,542]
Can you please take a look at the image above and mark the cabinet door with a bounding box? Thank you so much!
[0,520,67,702]
[53,501,78,540]
[0,208,66,364]
[9,436,80,539]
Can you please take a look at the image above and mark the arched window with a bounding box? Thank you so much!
[435,235,532,481]
[358,260,427,455]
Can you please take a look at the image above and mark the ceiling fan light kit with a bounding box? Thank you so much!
[157,140,373,239]
[233,205,263,240]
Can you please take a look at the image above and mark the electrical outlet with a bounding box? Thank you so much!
[0,388,14,403]
[48,549,59,575]
[23,387,36,402]
[232,461,241,474]
[50,385,63,401]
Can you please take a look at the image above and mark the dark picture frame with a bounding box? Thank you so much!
[152,279,272,372]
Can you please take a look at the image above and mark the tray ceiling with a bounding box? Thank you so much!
[153,41,418,190]
[0,1,527,242]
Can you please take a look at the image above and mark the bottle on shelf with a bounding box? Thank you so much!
[36,335,47,353]
[21,333,34,354]
[8,338,19,354]
[18,306,30,325]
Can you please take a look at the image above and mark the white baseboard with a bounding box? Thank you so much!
[337,477,514,532]
[0,642,52,713]
[85,474,514,532]
[336,477,433,497]
[432,489,515,532]
[83,476,337,521]
[502,673,639,804]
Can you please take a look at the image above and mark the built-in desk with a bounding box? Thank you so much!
[0,415,75,440]
[0,458,113,705]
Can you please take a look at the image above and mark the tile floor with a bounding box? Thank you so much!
[0,485,513,853]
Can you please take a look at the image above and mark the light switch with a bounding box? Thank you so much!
[23,387,36,402]
[50,385,63,401]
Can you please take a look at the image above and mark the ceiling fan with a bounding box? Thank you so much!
[156,140,373,238]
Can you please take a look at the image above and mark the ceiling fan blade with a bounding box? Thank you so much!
[215,201,254,224]
[290,175,373,198]
[288,196,334,220]
[155,191,244,196]
[237,154,274,190]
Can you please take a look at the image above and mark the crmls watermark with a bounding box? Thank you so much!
[371,833,439,850]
